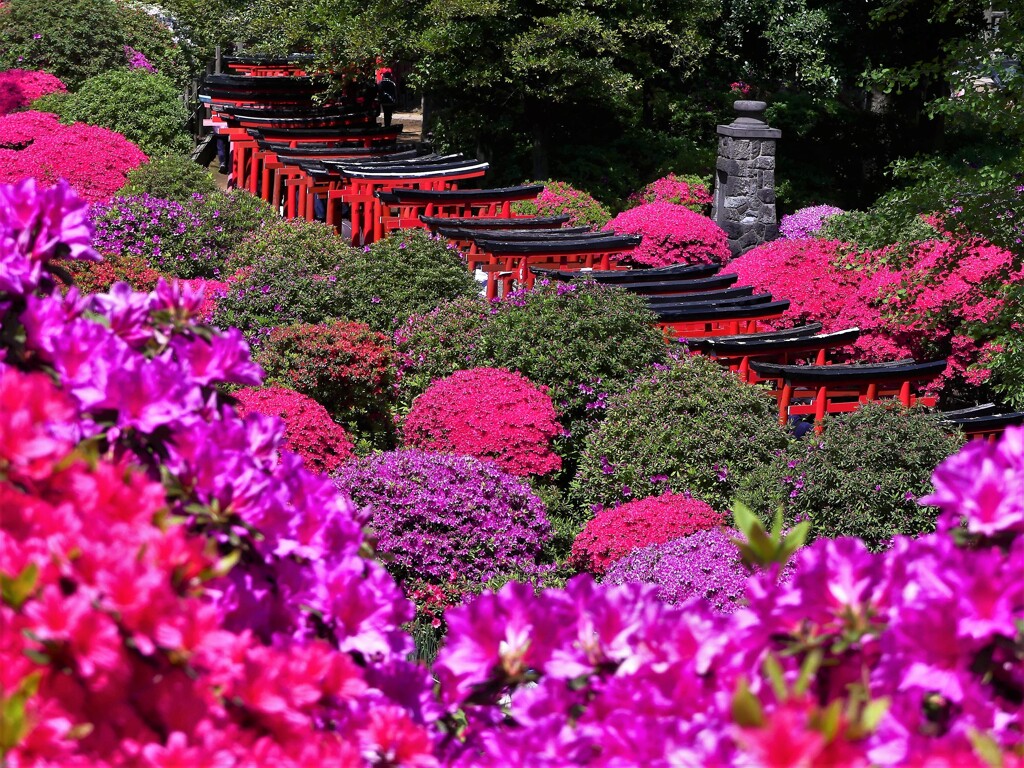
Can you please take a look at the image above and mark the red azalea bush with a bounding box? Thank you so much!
[63,250,166,294]
[234,386,354,474]
[604,202,730,267]
[403,367,563,477]
[0,110,146,202]
[724,236,1023,391]
[569,492,724,575]
[257,320,398,443]
[0,68,65,114]
[627,173,712,213]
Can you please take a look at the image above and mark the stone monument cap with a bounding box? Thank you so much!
[716,100,781,140]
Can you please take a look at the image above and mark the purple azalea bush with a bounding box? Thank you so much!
[603,527,794,612]
[779,204,845,239]
[335,450,551,589]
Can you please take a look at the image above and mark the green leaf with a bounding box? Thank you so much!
[731,679,764,728]
[1,564,39,609]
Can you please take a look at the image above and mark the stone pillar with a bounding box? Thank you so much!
[711,100,781,256]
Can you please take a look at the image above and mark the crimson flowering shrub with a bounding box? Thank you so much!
[336,450,551,595]
[569,492,724,575]
[724,235,1024,394]
[3,177,1024,768]
[627,172,712,213]
[604,527,795,612]
[0,111,146,202]
[62,249,166,293]
[234,386,355,474]
[603,202,731,267]
[404,367,563,477]
[778,204,845,239]
[511,179,612,227]
[0,68,64,114]
[256,320,398,445]
[0,178,437,766]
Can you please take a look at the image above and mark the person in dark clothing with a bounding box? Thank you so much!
[377,71,397,128]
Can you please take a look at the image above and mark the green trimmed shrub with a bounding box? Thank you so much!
[41,69,190,156]
[332,230,480,333]
[569,354,786,526]
[225,218,351,273]
[0,0,187,88]
[393,297,495,406]
[474,279,667,451]
[120,155,218,201]
[738,402,964,551]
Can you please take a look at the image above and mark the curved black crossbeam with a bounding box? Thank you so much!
[383,185,545,204]
[534,262,721,282]
[421,215,571,229]
[748,359,948,384]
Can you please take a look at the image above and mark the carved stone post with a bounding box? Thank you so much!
[711,100,781,256]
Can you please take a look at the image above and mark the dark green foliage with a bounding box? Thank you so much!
[990,283,1024,410]
[818,209,938,254]
[332,230,480,333]
[225,219,351,273]
[474,280,668,452]
[0,0,188,88]
[39,69,191,156]
[739,402,964,551]
[569,354,786,524]
[120,155,217,201]
[394,297,495,406]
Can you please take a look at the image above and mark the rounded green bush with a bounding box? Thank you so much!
[0,0,187,89]
[569,354,786,525]
[512,179,611,228]
[332,229,480,333]
[47,68,191,156]
[120,155,218,201]
[393,296,496,406]
[738,401,964,551]
[474,279,667,451]
[225,218,351,273]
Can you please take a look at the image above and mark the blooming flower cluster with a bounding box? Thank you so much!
[123,44,155,72]
[403,367,563,477]
[512,179,612,228]
[336,450,551,594]
[234,386,355,474]
[778,204,845,239]
[3,178,1024,766]
[724,235,1023,387]
[257,319,397,440]
[434,433,1024,764]
[63,249,167,294]
[604,527,794,612]
[604,201,731,267]
[570,492,724,574]
[1,180,437,765]
[0,68,66,115]
[91,193,221,278]
[0,111,146,202]
[627,172,712,213]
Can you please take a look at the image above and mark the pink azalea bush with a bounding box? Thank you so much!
[0,111,147,203]
[4,179,1024,766]
[0,68,65,115]
[627,172,712,213]
[603,201,731,267]
[512,179,612,227]
[724,236,1023,390]
[403,367,563,477]
[569,492,724,575]
[234,386,355,474]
